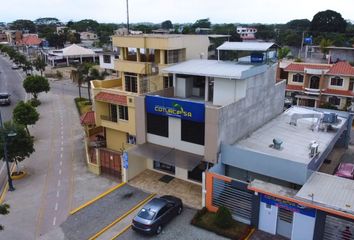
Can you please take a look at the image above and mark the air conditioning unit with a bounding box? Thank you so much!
[309,141,319,158]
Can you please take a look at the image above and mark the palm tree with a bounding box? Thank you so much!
[319,38,334,59]
[276,47,291,80]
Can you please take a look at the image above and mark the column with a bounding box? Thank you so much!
[66,56,69,66]
[80,56,83,64]
[173,74,177,96]
[137,48,141,62]
[160,50,165,65]
[205,76,209,102]
[297,98,300,106]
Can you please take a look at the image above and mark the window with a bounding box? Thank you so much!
[328,96,341,106]
[138,208,156,220]
[109,104,118,122]
[156,206,169,218]
[330,76,343,86]
[103,55,111,64]
[292,73,304,83]
[163,75,173,88]
[181,119,205,145]
[125,73,137,93]
[118,105,129,120]
[147,113,168,137]
[167,49,185,64]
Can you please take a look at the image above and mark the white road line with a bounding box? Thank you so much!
[60,147,63,152]
[56,190,60,197]
[61,131,63,135]
[60,153,63,158]
[61,141,63,146]
[57,180,61,187]
[60,161,62,166]
[61,135,64,140]
[61,126,63,130]
[52,217,56,226]
[59,169,62,175]
[54,202,58,211]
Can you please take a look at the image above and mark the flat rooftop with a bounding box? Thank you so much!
[162,59,268,79]
[296,172,354,215]
[235,106,347,165]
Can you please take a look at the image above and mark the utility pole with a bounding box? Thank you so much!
[298,31,305,59]
[126,0,130,34]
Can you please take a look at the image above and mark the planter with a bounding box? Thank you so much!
[11,171,27,180]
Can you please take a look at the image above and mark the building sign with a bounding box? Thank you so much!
[122,151,128,169]
[260,194,316,217]
[146,96,205,123]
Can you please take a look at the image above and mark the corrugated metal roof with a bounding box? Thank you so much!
[296,172,354,215]
[217,41,277,51]
[162,59,267,79]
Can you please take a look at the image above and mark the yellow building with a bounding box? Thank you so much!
[85,34,209,179]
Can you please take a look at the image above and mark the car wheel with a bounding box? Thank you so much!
[156,225,162,235]
[177,206,183,215]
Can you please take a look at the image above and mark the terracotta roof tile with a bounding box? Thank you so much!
[284,63,330,72]
[80,111,95,125]
[327,61,354,76]
[286,85,303,91]
[322,89,354,97]
[95,92,127,105]
[16,35,42,46]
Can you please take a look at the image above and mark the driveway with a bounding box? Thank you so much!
[118,207,228,240]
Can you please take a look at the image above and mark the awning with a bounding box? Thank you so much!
[129,143,203,171]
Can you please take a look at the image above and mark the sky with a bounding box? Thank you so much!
[1,0,354,24]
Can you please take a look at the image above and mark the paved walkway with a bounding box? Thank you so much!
[129,169,202,209]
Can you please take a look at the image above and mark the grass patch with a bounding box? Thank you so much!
[191,207,252,240]
[74,97,92,115]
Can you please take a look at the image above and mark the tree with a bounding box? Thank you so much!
[34,17,61,26]
[22,61,33,75]
[23,75,50,100]
[0,204,10,230]
[13,101,39,135]
[192,18,211,29]
[278,47,291,60]
[310,10,347,33]
[0,122,35,174]
[255,24,276,41]
[319,38,334,58]
[10,19,36,33]
[46,33,65,48]
[161,20,173,29]
[286,19,311,31]
[33,56,47,76]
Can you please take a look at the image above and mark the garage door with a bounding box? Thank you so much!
[212,178,253,224]
[100,149,121,178]
[323,215,354,240]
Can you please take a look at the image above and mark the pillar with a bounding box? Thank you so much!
[137,48,141,62]
[205,76,209,102]
[66,56,69,66]
[80,56,83,64]
[160,50,165,64]
[173,74,177,96]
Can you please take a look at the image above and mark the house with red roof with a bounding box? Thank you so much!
[16,34,42,47]
[284,61,354,110]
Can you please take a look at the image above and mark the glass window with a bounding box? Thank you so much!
[103,55,111,63]
[147,113,168,137]
[292,73,304,83]
[328,96,341,106]
[181,119,205,145]
[125,73,138,93]
[138,208,156,220]
[118,105,129,120]
[163,75,173,88]
[109,104,117,122]
[330,76,343,86]
[167,49,185,64]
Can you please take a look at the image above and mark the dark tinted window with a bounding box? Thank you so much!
[156,205,169,218]
[181,119,204,145]
[138,208,156,220]
[147,113,168,137]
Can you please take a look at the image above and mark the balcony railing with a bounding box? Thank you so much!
[101,115,117,123]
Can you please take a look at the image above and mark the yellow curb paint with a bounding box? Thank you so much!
[69,182,126,215]
[0,163,16,204]
[244,228,255,240]
[110,224,131,240]
[89,193,156,240]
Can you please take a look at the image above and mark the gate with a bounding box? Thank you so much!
[207,173,253,224]
[323,215,354,240]
[99,149,121,178]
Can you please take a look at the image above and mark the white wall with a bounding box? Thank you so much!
[258,202,278,235]
[147,117,204,155]
[175,77,193,98]
[291,212,315,240]
[213,78,246,106]
[99,55,115,70]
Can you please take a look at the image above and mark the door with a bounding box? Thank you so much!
[276,207,293,239]
[309,76,320,89]
[100,149,121,178]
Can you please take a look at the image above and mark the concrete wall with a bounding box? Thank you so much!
[330,49,354,63]
[135,95,147,144]
[125,152,147,181]
[99,54,115,70]
[221,144,308,185]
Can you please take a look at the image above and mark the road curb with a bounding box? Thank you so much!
[0,164,16,204]
[69,182,126,215]
[89,193,156,240]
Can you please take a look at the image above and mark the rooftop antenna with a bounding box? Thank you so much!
[126,0,130,34]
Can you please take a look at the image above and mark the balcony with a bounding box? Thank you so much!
[115,60,157,75]
[100,115,131,132]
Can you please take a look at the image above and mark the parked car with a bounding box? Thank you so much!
[335,163,354,180]
[132,195,183,235]
[11,64,19,69]
[0,93,11,106]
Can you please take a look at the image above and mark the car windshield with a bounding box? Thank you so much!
[0,95,9,99]
[137,208,156,220]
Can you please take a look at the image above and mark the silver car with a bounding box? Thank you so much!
[0,93,11,106]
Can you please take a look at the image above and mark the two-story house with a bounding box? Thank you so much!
[85,34,209,178]
[284,61,354,110]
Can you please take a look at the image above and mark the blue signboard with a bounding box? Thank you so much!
[251,53,264,63]
[260,194,316,217]
[122,151,128,169]
[146,96,205,123]
[304,37,313,45]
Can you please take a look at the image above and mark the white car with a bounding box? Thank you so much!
[11,64,19,69]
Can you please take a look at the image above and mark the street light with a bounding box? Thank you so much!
[0,111,16,191]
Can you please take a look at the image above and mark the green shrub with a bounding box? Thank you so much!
[193,207,208,223]
[214,206,233,229]
[56,70,63,79]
